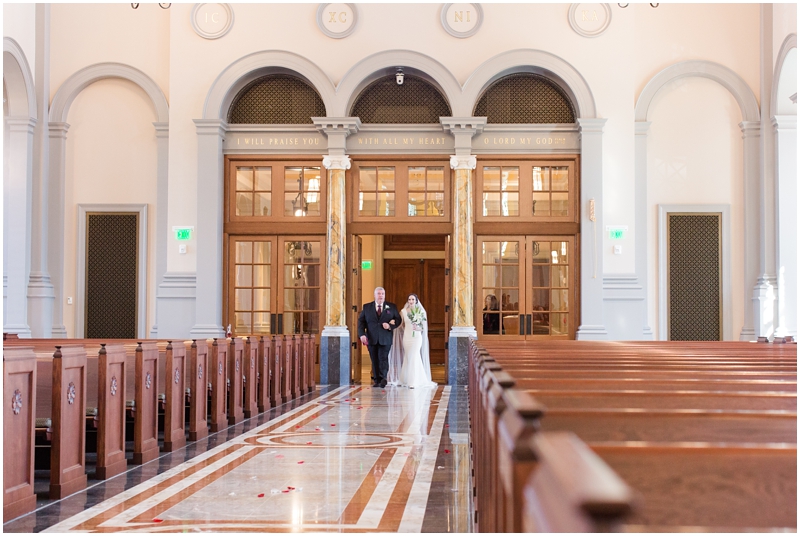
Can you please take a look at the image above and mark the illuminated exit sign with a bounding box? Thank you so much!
[173,226,194,241]
[362,260,373,270]
[606,225,627,240]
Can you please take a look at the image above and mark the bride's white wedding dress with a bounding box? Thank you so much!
[387,302,436,389]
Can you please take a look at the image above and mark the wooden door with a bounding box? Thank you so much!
[349,235,363,382]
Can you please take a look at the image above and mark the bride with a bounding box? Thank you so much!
[387,294,437,389]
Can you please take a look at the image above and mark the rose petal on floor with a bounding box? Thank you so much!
[297,461,304,464]
[257,493,265,498]
[153,518,163,523]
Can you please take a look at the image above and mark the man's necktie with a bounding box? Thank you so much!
[377,303,383,315]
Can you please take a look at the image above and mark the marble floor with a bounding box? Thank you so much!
[5,376,472,533]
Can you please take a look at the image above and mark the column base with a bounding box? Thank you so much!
[190,324,226,339]
[320,326,351,386]
[739,328,756,342]
[27,274,54,337]
[752,278,776,339]
[575,325,609,340]
[448,327,476,386]
[51,325,67,337]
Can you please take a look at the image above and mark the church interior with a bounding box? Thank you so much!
[3,2,797,532]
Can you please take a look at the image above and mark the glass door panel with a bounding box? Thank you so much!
[526,236,575,339]
[230,238,276,336]
[279,237,323,334]
[477,237,523,338]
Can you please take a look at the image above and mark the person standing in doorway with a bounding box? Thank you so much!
[358,287,402,387]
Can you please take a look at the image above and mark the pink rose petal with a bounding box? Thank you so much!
[306,441,312,445]
[298,461,304,464]
[275,454,284,458]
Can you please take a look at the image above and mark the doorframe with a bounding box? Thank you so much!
[76,203,148,339]
[658,204,731,341]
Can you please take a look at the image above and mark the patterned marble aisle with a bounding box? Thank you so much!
[6,384,471,533]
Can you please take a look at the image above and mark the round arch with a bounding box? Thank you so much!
[3,37,37,119]
[462,49,596,119]
[635,60,759,123]
[203,50,335,120]
[771,33,797,118]
[336,50,461,118]
[50,62,168,123]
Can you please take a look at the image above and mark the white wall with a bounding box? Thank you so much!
[62,78,159,336]
[4,3,36,78]
[646,77,744,339]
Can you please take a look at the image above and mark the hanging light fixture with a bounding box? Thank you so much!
[292,173,308,217]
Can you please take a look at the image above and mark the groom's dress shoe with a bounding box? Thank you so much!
[380,380,387,388]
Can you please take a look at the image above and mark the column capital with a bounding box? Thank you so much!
[577,117,608,134]
[153,121,169,137]
[48,122,70,137]
[5,116,37,133]
[739,120,761,136]
[440,117,487,135]
[634,121,651,135]
[312,117,361,135]
[772,115,797,131]
[193,119,228,137]
[449,155,477,170]
[323,154,351,170]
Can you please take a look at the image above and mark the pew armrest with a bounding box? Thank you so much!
[524,432,635,532]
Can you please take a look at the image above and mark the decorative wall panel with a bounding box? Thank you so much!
[350,75,452,124]
[228,75,326,124]
[474,73,576,124]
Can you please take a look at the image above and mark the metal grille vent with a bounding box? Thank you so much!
[227,75,326,124]
[351,75,452,124]
[86,214,138,338]
[474,73,576,123]
[668,214,721,341]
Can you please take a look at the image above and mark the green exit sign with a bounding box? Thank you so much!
[173,227,193,241]
[362,260,373,270]
[606,226,627,240]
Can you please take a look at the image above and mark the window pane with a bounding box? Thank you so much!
[253,289,270,311]
[252,312,271,334]
[552,266,568,288]
[502,167,519,191]
[427,168,444,191]
[531,289,550,310]
[236,242,252,263]
[483,192,501,216]
[284,265,320,287]
[553,241,569,264]
[253,242,271,263]
[236,193,253,216]
[483,266,501,287]
[234,312,251,334]
[304,168,321,191]
[284,289,320,309]
[532,242,550,263]
[306,313,320,334]
[235,289,251,311]
[255,167,271,191]
[532,167,547,191]
[253,265,270,287]
[360,192,377,216]
[483,167,500,191]
[408,167,426,191]
[551,167,569,191]
[502,265,519,287]
[285,241,320,263]
[377,167,395,191]
[533,193,550,216]
[551,289,569,312]
[408,192,425,216]
[550,313,568,335]
[531,265,550,288]
[254,192,271,216]
[236,167,253,191]
[236,265,252,286]
[483,313,501,335]
[482,241,500,263]
[501,290,519,312]
[532,310,550,334]
[501,192,519,216]
[284,193,297,216]
[501,241,518,260]
[306,195,321,217]
[360,168,377,191]
[429,192,444,216]
[285,167,301,192]
[378,192,395,216]
[552,193,569,216]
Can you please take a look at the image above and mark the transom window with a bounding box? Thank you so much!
[476,158,577,222]
[351,160,450,222]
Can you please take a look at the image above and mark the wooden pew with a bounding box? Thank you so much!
[270,336,283,407]
[243,337,258,418]
[293,335,303,396]
[228,338,245,425]
[306,334,316,393]
[3,347,37,521]
[256,336,271,413]
[209,339,228,433]
[188,340,209,441]
[133,342,159,465]
[163,341,186,452]
[96,344,127,479]
[282,335,293,403]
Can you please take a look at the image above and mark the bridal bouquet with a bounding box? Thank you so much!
[407,305,426,337]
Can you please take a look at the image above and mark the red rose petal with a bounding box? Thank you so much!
[445,424,450,428]
[298,461,304,464]
[444,449,450,454]
[295,425,301,429]
[153,518,163,523]
[331,424,336,427]
[257,493,265,498]
[282,490,290,493]
[306,441,312,445]
[287,486,295,490]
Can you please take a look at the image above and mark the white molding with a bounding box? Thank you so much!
[568,3,612,38]
[322,155,351,170]
[771,33,797,119]
[657,204,732,341]
[203,50,337,120]
[2,37,37,119]
[76,204,148,339]
[462,49,596,119]
[190,3,235,40]
[316,3,359,39]
[440,3,484,39]
[449,155,476,170]
[50,62,168,123]
[321,325,350,337]
[635,60,759,123]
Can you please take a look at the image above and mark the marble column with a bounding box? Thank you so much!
[575,118,608,340]
[47,122,69,337]
[190,119,227,339]
[315,117,360,385]
[741,121,761,341]
[3,117,36,337]
[634,121,655,339]
[773,115,797,338]
[27,3,54,337]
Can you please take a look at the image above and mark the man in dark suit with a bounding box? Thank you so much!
[358,287,402,387]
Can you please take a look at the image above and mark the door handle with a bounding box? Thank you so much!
[519,315,525,336]
[352,305,357,312]
[277,314,283,334]
[445,305,450,312]
[526,314,532,335]
[270,314,276,334]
